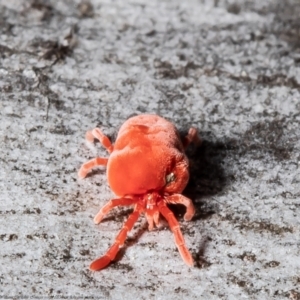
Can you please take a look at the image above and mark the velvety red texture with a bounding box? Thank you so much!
[107,115,189,196]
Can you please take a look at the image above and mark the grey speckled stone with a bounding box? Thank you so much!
[0,0,300,299]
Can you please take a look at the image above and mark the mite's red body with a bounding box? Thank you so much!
[78,114,200,271]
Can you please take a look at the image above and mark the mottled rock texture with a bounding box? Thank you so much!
[0,0,300,299]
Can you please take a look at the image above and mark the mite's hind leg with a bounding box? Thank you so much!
[86,128,113,153]
[78,157,108,179]
[182,127,201,149]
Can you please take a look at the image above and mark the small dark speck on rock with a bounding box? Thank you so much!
[145,30,157,37]
[29,0,54,22]
[77,0,94,18]
[174,287,188,293]
[227,3,241,14]
[111,262,133,272]
[264,261,280,268]
[0,234,18,241]
[289,290,300,300]
[79,249,90,256]
[237,252,257,262]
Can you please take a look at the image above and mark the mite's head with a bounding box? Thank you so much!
[107,144,189,197]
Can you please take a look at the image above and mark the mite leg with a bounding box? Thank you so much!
[182,127,201,149]
[89,206,142,271]
[167,194,195,221]
[153,210,160,227]
[145,209,161,230]
[86,128,113,153]
[94,197,139,224]
[78,157,108,179]
[145,211,154,231]
[158,202,194,267]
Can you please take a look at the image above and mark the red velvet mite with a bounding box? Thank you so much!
[78,114,201,271]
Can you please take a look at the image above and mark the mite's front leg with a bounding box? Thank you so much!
[90,205,143,271]
[167,194,195,221]
[158,202,194,267]
[145,210,160,230]
[94,197,139,224]
[78,157,108,179]
[183,127,201,149]
[86,128,113,153]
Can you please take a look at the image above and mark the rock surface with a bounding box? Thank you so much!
[0,0,300,299]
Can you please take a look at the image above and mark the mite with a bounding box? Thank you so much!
[78,114,201,271]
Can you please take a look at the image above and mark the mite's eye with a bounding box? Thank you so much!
[166,172,176,185]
